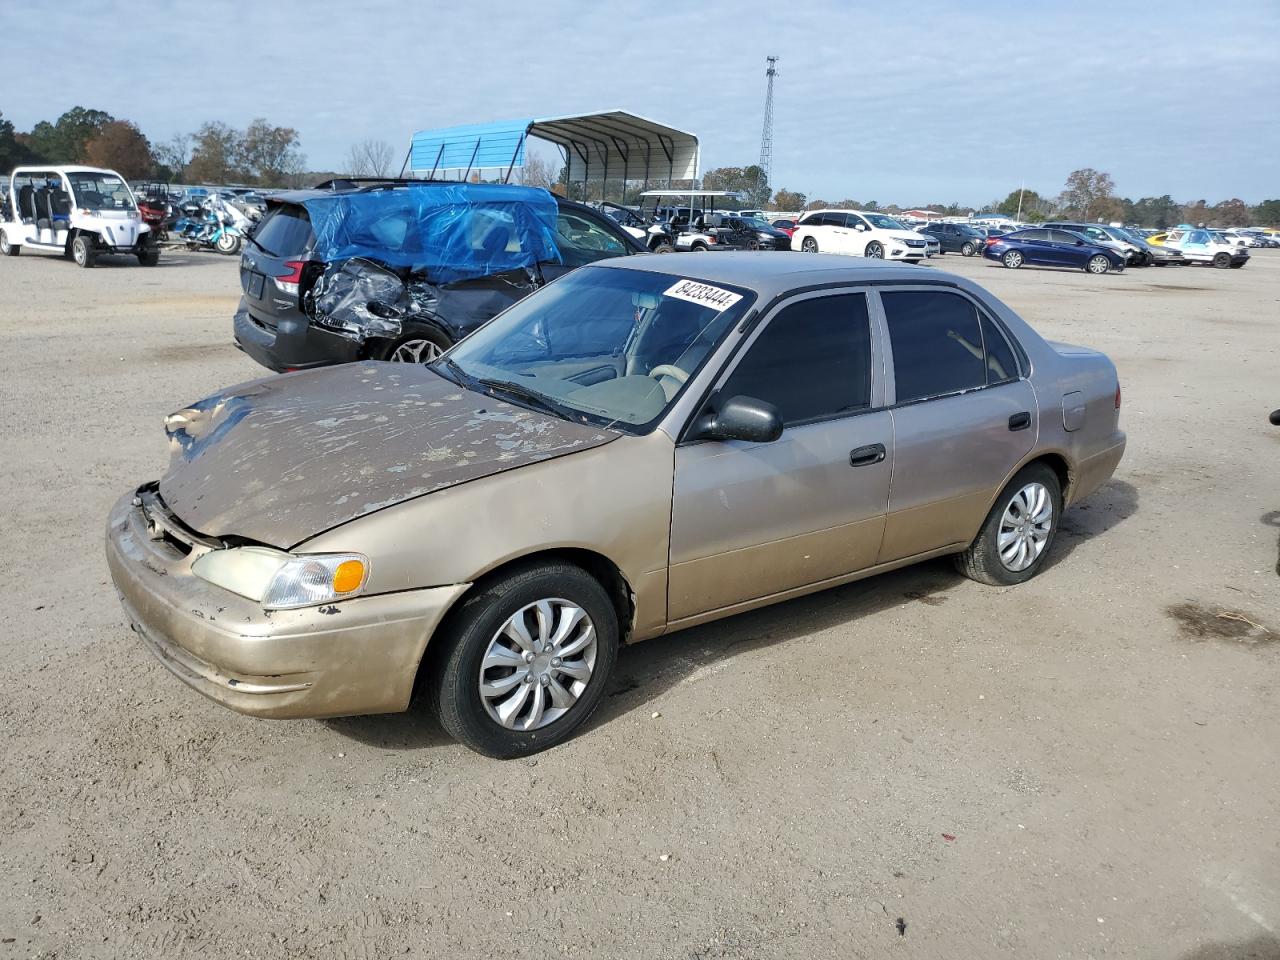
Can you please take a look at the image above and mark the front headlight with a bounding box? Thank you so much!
[192,547,368,610]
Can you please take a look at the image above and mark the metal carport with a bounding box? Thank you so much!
[404,111,700,197]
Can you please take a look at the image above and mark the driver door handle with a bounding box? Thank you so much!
[1008,412,1032,431]
[849,443,886,467]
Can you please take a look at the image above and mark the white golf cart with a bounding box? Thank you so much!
[0,165,158,267]
[637,190,745,252]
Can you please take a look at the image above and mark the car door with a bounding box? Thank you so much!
[875,288,1036,562]
[668,291,892,621]
[1016,229,1054,265]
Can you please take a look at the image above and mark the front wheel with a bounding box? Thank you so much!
[215,232,242,255]
[801,237,818,253]
[864,241,884,259]
[428,562,619,758]
[72,234,96,268]
[1002,249,1023,269]
[1229,261,1246,269]
[0,230,18,256]
[961,241,976,256]
[955,463,1062,586]
[1212,252,1232,269]
[383,328,451,364]
[137,247,160,266]
[1086,254,1111,275]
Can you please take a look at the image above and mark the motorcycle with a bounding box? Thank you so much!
[173,193,247,255]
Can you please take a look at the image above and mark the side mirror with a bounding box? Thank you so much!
[1270,409,1280,426]
[855,223,868,231]
[1075,239,1084,245]
[688,395,783,444]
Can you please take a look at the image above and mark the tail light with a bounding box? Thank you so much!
[707,236,717,244]
[985,236,999,245]
[272,260,306,296]
[1115,383,1122,410]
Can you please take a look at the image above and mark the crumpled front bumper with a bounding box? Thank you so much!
[105,489,469,719]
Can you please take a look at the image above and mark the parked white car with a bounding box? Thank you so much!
[0,165,158,267]
[1164,228,1249,268]
[1217,230,1255,248]
[791,209,930,262]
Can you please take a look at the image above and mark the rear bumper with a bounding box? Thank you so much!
[105,489,469,719]
[233,298,363,373]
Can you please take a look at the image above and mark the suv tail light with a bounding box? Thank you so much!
[273,260,306,296]
[1115,383,1122,410]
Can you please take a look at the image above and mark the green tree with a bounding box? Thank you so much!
[27,106,114,162]
[84,120,153,178]
[187,122,243,183]
[1209,198,1250,227]
[1058,168,1116,221]
[701,165,769,206]
[1130,195,1180,229]
[0,110,38,168]
[239,118,304,186]
[1251,199,1280,226]
[995,188,1043,218]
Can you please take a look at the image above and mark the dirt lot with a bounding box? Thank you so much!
[1,246,1277,959]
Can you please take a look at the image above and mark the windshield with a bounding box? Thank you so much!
[443,266,755,433]
[864,213,908,230]
[739,217,770,229]
[66,172,135,212]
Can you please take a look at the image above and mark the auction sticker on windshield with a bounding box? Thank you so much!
[664,279,743,312]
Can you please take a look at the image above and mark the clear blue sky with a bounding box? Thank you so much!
[6,1,1277,204]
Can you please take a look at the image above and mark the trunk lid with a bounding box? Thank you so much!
[158,363,616,547]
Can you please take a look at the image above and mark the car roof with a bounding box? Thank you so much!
[592,251,953,298]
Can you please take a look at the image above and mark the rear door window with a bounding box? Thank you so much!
[882,290,990,403]
[554,211,630,267]
[252,204,313,257]
[719,293,872,426]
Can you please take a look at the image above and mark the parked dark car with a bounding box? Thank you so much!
[770,218,796,237]
[983,228,1127,274]
[234,180,646,372]
[719,215,792,250]
[920,221,986,256]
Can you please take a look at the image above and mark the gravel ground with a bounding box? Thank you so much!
[1,245,1277,960]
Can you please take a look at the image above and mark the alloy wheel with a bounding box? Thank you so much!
[865,242,884,259]
[1003,250,1023,268]
[389,338,443,363]
[479,599,598,731]
[1087,255,1110,274]
[802,238,818,253]
[997,482,1053,572]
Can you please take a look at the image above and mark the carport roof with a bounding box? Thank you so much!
[409,111,699,185]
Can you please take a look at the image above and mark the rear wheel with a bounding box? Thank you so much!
[1002,249,1024,269]
[690,243,707,252]
[651,242,674,254]
[428,562,619,758]
[137,247,160,266]
[384,328,451,364]
[1086,254,1111,275]
[955,463,1062,586]
[961,241,976,256]
[1212,252,1231,269]
[801,237,818,253]
[864,241,884,259]
[0,230,18,256]
[72,234,95,268]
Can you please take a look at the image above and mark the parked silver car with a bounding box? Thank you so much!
[107,253,1126,757]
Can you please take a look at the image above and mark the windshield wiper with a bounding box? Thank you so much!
[475,376,581,422]
[245,233,277,257]
[429,356,472,387]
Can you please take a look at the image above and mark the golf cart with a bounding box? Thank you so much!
[0,166,158,267]
[638,190,746,252]
[597,201,675,252]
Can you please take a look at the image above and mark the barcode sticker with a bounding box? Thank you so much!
[663,279,743,312]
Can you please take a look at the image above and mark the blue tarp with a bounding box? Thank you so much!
[302,183,561,283]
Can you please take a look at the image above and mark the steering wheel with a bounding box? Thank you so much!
[649,364,689,384]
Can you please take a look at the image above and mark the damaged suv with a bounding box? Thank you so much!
[234,181,645,370]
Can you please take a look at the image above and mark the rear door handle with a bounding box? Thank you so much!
[849,443,886,467]
[1008,412,1032,431]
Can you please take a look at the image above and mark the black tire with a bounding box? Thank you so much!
[72,234,95,268]
[1086,254,1111,275]
[690,243,707,252]
[801,237,818,253]
[1212,252,1231,269]
[864,241,884,259]
[428,561,619,758]
[0,229,18,256]
[961,241,976,257]
[137,248,160,266]
[1229,261,1245,269]
[651,242,674,254]
[1002,249,1023,269]
[381,327,452,364]
[954,462,1063,586]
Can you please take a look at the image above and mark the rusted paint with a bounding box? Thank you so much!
[159,363,616,546]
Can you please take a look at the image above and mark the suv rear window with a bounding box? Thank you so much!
[252,204,312,257]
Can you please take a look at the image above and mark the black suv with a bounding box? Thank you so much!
[919,221,986,256]
[234,180,646,372]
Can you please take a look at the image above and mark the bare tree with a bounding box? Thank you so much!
[1058,168,1117,221]
[517,154,557,189]
[154,133,191,180]
[346,139,395,177]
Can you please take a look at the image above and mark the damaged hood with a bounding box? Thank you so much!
[158,364,617,547]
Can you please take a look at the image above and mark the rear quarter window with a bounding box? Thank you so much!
[252,204,313,256]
